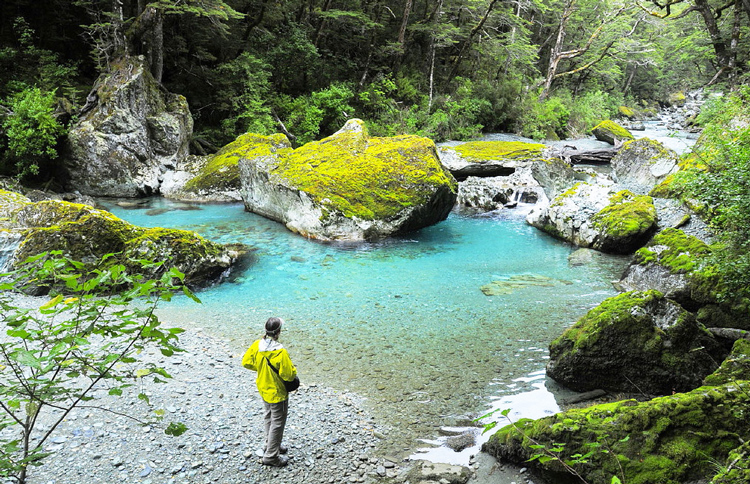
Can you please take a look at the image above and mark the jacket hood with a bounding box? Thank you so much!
[259,337,283,352]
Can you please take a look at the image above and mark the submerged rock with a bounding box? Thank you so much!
[485,338,750,484]
[0,189,243,287]
[64,56,193,197]
[238,119,457,241]
[547,290,724,394]
[591,120,634,145]
[527,183,657,254]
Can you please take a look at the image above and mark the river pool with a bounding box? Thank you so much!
[100,198,628,463]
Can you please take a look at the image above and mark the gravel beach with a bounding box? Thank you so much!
[2,294,542,484]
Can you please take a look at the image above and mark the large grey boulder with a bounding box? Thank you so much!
[611,138,680,194]
[437,141,547,180]
[238,120,457,241]
[526,181,658,254]
[64,56,193,197]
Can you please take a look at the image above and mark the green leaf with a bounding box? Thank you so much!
[11,349,42,369]
[138,393,151,405]
[108,388,123,396]
[164,422,188,437]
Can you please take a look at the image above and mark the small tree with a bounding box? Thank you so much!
[0,251,197,483]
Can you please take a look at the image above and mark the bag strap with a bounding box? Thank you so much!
[264,356,281,376]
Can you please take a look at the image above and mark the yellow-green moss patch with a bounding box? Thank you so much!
[270,129,456,221]
[592,190,656,238]
[452,141,546,163]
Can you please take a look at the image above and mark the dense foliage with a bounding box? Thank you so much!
[678,87,750,303]
[0,0,749,179]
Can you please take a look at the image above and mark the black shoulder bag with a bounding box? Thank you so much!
[265,356,300,392]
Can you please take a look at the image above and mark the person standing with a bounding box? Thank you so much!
[242,317,297,467]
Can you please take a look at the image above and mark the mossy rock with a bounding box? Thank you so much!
[634,227,711,274]
[183,133,291,194]
[590,190,657,253]
[547,290,725,394]
[484,379,750,484]
[618,106,637,119]
[668,91,687,107]
[2,194,242,288]
[703,339,750,386]
[451,141,546,162]
[238,119,458,241]
[711,440,750,484]
[591,120,634,145]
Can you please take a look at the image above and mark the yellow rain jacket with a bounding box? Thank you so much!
[242,337,297,403]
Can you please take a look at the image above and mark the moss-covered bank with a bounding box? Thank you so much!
[485,339,750,484]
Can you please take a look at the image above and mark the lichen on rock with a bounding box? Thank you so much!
[238,119,457,241]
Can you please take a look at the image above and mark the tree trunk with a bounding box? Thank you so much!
[446,0,499,84]
[540,0,575,100]
[398,0,414,46]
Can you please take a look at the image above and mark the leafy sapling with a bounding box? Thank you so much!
[0,251,198,483]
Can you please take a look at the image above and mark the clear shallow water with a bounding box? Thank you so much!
[99,198,628,459]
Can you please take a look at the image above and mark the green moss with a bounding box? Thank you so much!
[703,339,750,386]
[270,128,456,220]
[619,106,636,118]
[184,132,291,192]
[452,141,546,162]
[592,120,635,142]
[485,380,750,484]
[711,441,750,484]
[550,290,664,355]
[635,228,711,273]
[592,190,656,238]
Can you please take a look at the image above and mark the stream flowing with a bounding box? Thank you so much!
[99,198,629,463]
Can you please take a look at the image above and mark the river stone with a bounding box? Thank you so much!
[527,182,657,254]
[407,461,472,484]
[238,119,457,241]
[610,138,679,194]
[0,189,243,288]
[591,120,634,145]
[546,290,725,394]
[64,56,193,197]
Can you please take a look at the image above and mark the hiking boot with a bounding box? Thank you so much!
[261,455,289,467]
[263,444,288,454]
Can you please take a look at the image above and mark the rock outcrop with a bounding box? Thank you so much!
[611,138,680,194]
[591,119,634,145]
[64,56,193,197]
[238,119,457,241]
[437,141,546,180]
[485,339,750,484]
[527,183,657,254]
[0,189,243,287]
[546,290,724,394]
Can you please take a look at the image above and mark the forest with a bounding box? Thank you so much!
[0,0,749,181]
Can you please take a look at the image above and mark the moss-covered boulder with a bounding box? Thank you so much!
[618,106,637,119]
[711,440,750,484]
[438,141,547,180]
[64,56,193,197]
[162,133,291,202]
[547,290,725,394]
[238,119,458,241]
[591,120,635,145]
[484,377,750,484]
[611,138,679,195]
[527,184,657,254]
[0,190,243,287]
[618,228,712,305]
[668,91,687,107]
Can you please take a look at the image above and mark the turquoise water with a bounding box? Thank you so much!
[100,198,628,458]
